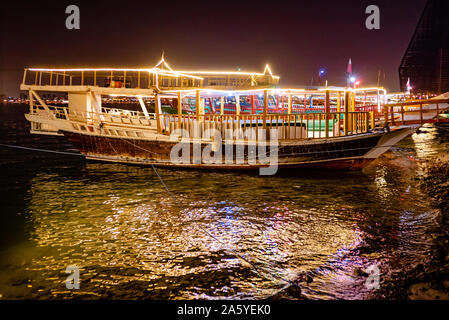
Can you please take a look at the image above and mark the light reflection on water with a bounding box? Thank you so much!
[411,125,445,159]
[20,168,366,299]
[0,105,448,299]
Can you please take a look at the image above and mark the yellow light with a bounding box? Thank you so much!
[160,88,307,96]
[175,69,280,79]
[352,87,386,93]
[263,64,273,76]
[27,68,203,80]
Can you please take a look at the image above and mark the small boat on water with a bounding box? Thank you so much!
[20,57,449,172]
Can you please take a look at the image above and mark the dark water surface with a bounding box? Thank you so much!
[0,103,448,299]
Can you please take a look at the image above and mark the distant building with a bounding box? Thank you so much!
[399,0,449,94]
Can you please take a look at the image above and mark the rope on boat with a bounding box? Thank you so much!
[0,143,84,157]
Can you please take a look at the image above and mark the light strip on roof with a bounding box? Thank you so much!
[28,68,203,80]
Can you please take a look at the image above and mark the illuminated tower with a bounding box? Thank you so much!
[399,0,449,94]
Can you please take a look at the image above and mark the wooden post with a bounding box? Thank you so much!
[196,90,201,116]
[401,105,405,124]
[29,90,33,113]
[336,91,342,130]
[383,104,389,127]
[263,90,268,129]
[365,113,369,132]
[155,94,162,134]
[94,70,97,86]
[377,90,380,113]
[391,106,396,126]
[235,94,240,115]
[30,90,54,118]
[325,90,330,138]
[137,71,141,88]
[178,92,182,129]
[351,91,356,131]
[81,71,84,86]
[351,91,356,112]
[281,95,285,114]
[123,71,126,88]
[50,72,53,86]
[220,96,225,115]
[337,91,341,113]
[22,68,27,85]
[251,95,255,114]
[344,91,350,135]
[288,93,292,115]
[137,97,149,118]
[370,111,375,130]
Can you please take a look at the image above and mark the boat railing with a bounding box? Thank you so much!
[69,110,157,127]
[100,106,151,118]
[29,104,379,141]
[27,104,380,143]
[30,104,68,119]
[214,104,382,117]
[292,104,380,114]
[30,104,157,127]
[160,112,373,141]
[383,98,449,126]
[22,68,203,90]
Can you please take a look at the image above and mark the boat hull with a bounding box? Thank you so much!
[61,127,416,170]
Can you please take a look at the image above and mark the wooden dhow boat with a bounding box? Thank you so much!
[20,58,449,172]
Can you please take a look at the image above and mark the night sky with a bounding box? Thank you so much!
[0,0,427,96]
